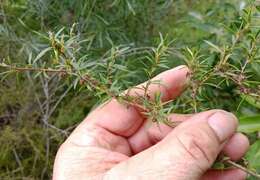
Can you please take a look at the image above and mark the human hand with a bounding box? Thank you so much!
[53,65,249,180]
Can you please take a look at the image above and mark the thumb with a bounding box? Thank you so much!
[105,110,238,180]
[161,110,238,179]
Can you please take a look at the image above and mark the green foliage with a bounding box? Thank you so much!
[246,140,260,179]
[0,0,260,179]
[239,115,260,133]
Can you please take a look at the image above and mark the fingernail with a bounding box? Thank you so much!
[208,112,238,142]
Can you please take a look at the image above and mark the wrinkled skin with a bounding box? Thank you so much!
[53,66,249,180]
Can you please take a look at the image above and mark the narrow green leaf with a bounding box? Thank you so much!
[33,47,52,63]
[126,0,136,15]
[241,94,260,109]
[204,40,222,53]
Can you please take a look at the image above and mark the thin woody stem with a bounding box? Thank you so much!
[0,64,68,73]
[225,159,260,178]
[0,63,114,97]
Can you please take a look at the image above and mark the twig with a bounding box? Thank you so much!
[12,149,24,176]
[225,159,260,178]
[0,64,116,98]
[0,64,68,74]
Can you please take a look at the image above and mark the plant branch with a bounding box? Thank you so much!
[224,159,260,178]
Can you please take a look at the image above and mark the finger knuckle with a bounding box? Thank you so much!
[177,125,218,169]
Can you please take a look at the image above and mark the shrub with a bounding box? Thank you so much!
[0,0,259,179]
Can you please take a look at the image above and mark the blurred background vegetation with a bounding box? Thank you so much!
[0,0,260,179]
